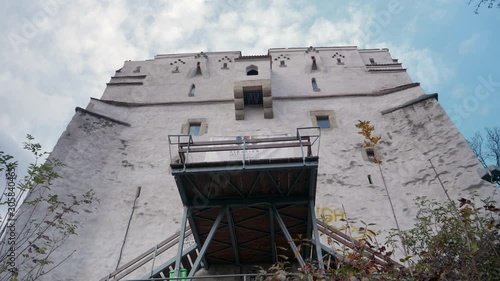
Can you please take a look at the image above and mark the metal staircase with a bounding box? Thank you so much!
[101,130,401,280]
[100,227,195,281]
[145,244,200,279]
[101,219,402,281]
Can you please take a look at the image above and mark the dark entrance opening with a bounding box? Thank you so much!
[244,89,263,105]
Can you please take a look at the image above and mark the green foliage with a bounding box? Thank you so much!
[391,197,500,280]
[0,135,98,281]
[256,197,499,280]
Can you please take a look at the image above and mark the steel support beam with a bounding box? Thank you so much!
[187,196,308,208]
[269,206,277,264]
[266,171,284,196]
[271,206,306,267]
[173,207,188,277]
[286,169,305,196]
[171,161,318,175]
[306,169,317,242]
[226,208,241,266]
[187,209,208,270]
[188,207,226,278]
[247,171,261,198]
[218,172,244,197]
[310,201,324,269]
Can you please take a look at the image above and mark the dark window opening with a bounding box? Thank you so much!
[189,84,195,96]
[244,90,263,105]
[366,148,376,161]
[368,175,372,184]
[312,78,319,91]
[195,62,202,75]
[246,65,259,76]
[369,58,375,64]
[247,69,258,75]
[189,123,201,136]
[311,56,318,71]
[316,116,330,129]
[337,58,342,64]
[222,62,228,69]
[280,60,286,67]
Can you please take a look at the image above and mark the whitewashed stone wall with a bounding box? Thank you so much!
[10,47,498,281]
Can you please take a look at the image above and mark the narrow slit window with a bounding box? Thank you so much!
[311,56,318,71]
[189,84,195,96]
[195,62,202,75]
[311,78,319,91]
[189,123,201,136]
[316,116,330,129]
[369,58,375,64]
[367,175,373,184]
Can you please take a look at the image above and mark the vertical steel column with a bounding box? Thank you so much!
[188,207,226,278]
[269,206,277,264]
[271,206,306,267]
[310,201,324,269]
[174,207,188,277]
[226,208,240,266]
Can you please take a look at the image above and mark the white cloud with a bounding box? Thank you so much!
[0,0,475,164]
[451,86,467,98]
[459,33,480,55]
[0,70,74,150]
[391,46,455,90]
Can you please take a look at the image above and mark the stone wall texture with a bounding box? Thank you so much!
[9,47,499,281]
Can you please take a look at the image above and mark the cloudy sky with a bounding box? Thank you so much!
[1,0,499,169]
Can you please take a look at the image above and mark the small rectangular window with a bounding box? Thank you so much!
[366,148,376,162]
[316,116,330,129]
[369,58,375,64]
[280,60,286,67]
[189,123,201,136]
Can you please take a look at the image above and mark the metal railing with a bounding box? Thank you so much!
[168,127,321,171]
[101,227,193,281]
[124,273,301,281]
[103,218,404,281]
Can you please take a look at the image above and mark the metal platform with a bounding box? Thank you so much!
[167,128,322,277]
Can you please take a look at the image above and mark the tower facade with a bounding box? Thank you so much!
[4,46,498,280]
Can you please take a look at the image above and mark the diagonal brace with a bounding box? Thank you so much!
[188,207,226,278]
[271,206,306,267]
[310,201,324,269]
[226,208,240,266]
[173,207,189,277]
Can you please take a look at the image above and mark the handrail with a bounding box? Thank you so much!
[316,219,404,268]
[100,227,192,281]
[125,273,302,281]
[103,220,403,281]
